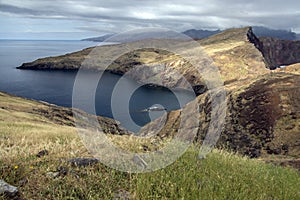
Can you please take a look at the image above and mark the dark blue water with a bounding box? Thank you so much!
[0,40,195,132]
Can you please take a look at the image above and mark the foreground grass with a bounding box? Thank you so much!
[1,136,300,200]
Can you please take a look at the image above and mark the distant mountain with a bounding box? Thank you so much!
[182,29,221,39]
[252,26,297,40]
[82,29,222,42]
[82,34,114,42]
[184,27,299,41]
[82,26,299,42]
[81,30,186,43]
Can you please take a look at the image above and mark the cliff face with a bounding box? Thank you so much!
[247,28,300,69]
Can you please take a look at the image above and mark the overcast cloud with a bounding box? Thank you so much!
[0,0,300,39]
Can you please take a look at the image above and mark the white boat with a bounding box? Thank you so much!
[142,106,167,112]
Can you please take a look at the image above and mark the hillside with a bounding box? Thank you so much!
[140,72,300,167]
[0,92,299,199]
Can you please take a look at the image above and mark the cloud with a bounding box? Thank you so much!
[0,0,299,39]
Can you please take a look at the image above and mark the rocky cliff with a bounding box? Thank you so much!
[247,27,300,69]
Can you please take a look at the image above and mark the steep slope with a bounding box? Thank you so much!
[140,73,300,167]
[247,28,300,69]
[200,27,268,83]
[258,37,300,69]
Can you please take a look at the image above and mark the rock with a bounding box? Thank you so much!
[0,179,18,197]
[57,166,68,176]
[68,158,99,167]
[192,84,207,96]
[46,172,60,179]
[46,167,69,179]
[36,149,49,158]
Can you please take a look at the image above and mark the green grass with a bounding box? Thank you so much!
[136,147,300,200]
[1,144,299,200]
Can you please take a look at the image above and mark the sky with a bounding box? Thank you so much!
[0,0,300,40]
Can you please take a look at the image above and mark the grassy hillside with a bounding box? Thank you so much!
[0,92,300,199]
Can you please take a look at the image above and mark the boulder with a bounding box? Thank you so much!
[0,179,18,198]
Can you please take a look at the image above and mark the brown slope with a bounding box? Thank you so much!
[199,27,268,84]
[139,73,300,162]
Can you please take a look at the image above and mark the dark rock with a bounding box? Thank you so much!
[247,148,261,158]
[36,150,49,158]
[192,84,207,96]
[0,180,18,198]
[141,145,149,152]
[57,166,68,176]
[68,158,99,167]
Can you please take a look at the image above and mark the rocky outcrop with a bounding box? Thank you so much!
[17,47,93,70]
[247,27,300,69]
[0,179,18,198]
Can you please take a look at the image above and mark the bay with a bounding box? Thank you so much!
[0,40,195,132]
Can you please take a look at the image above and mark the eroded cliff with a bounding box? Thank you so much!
[247,27,300,69]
